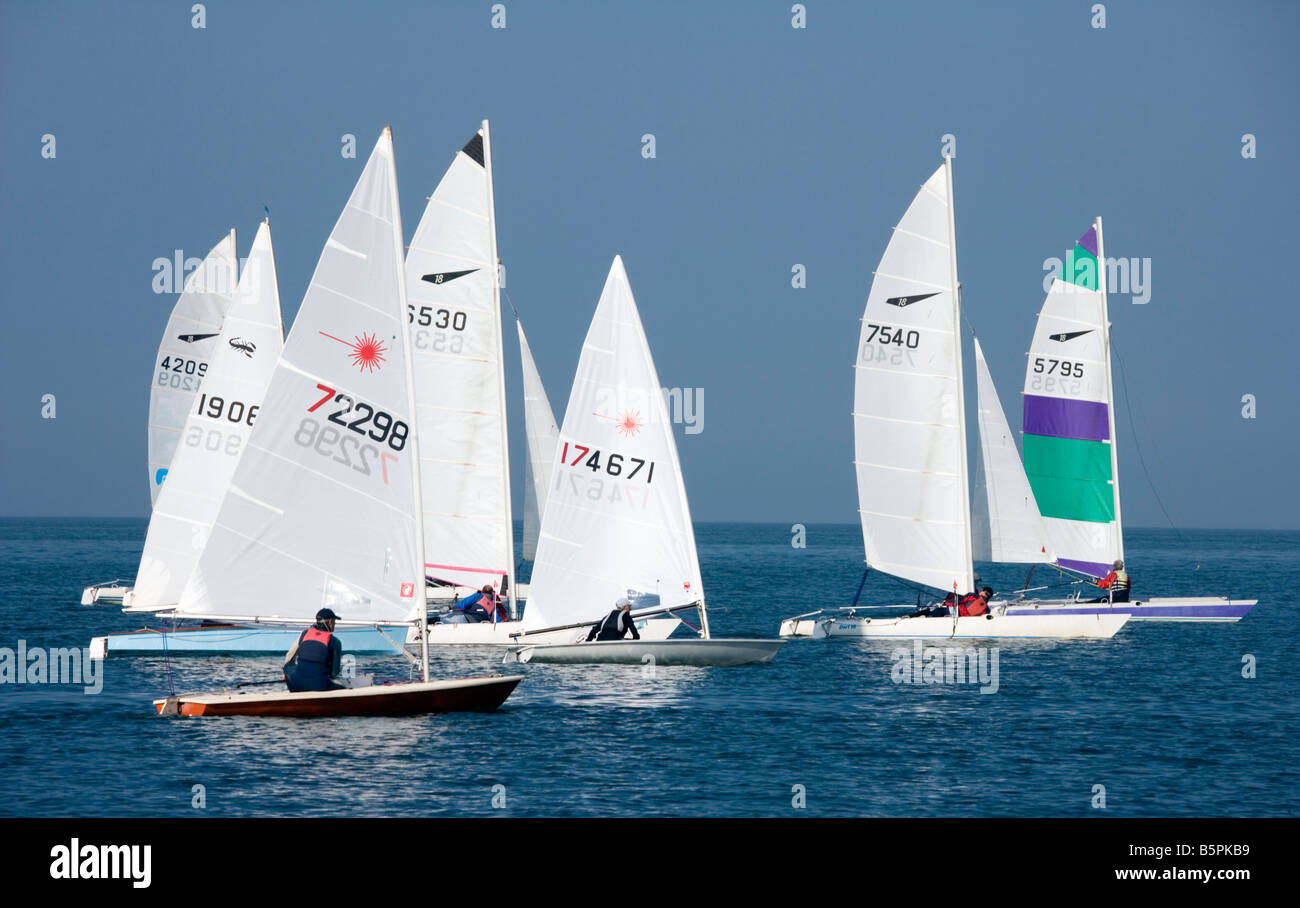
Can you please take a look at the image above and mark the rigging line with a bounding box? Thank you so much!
[502,287,520,319]
[1112,338,1201,569]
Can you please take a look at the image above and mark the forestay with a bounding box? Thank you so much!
[971,337,1052,564]
[148,232,237,505]
[175,130,421,626]
[130,222,285,609]
[523,257,703,631]
[517,319,559,563]
[404,124,514,593]
[853,161,973,594]
[1021,222,1122,578]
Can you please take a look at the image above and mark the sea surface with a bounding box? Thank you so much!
[1,518,1295,817]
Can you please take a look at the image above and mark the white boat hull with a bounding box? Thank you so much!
[803,612,1127,639]
[81,583,131,606]
[504,637,786,666]
[411,615,680,647]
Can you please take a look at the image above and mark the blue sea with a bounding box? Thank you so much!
[1,519,1295,817]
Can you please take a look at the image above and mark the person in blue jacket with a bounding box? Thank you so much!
[284,608,344,692]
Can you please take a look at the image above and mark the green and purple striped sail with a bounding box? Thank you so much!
[1021,223,1121,578]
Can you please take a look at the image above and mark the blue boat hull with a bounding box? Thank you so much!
[91,624,407,656]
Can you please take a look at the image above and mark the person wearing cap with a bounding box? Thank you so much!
[284,608,345,692]
[585,596,642,642]
[959,587,995,617]
[1093,560,1131,602]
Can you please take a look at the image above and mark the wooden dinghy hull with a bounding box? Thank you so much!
[504,637,786,666]
[154,675,523,718]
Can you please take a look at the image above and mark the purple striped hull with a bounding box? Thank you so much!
[1004,599,1255,622]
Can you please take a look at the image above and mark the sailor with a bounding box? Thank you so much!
[284,608,344,692]
[1094,560,1131,602]
[586,596,642,641]
[457,585,497,623]
[959,587,995,617]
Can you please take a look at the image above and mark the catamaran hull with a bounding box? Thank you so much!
[411,615,681,647]
[89,624,408,659]
[504,638,787,666]
[154,675,523,718]
[1002,597,1257,622]
[805,613,1127,639]
[81,583,131,606]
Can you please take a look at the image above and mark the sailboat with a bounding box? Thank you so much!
[778,159,1127,639]
[504,256,786,665]
[399,124,678,647]
[154,129,521,717]
[81,232,238,607]
[982,222,1256,622]
[88,222,405,656]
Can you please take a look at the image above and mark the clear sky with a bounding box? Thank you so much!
[1,0,1296,528]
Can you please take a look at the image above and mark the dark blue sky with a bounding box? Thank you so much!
[2,1,1296,528]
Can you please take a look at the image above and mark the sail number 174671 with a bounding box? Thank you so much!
[559,442,655,483]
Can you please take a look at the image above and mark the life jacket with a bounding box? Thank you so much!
[957,594,985,617]
[298,625,333,665]
[1112,569,1129,591]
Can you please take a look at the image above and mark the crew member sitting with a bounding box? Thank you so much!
[284,608,344,692]
[958,587,994,616]
[1094,560,1130,602]
[586,597,642,641]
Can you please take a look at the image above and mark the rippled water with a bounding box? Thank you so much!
[1,519,1295,817]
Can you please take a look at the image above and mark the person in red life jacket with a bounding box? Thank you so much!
[454,585,497,623]
[1093,560,1131,602]
[283,608,344,692]
[958,587,994,616]
[586,597,641,641]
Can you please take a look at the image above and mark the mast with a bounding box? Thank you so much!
[945,155,975,594]
[483,119,518,621]
[386,126,429,682]
[1095,216,1124,563]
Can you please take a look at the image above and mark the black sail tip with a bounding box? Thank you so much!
[461,132,485,167]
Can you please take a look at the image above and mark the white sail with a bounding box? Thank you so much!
[972,337,1052,564]
[129,221,285,610]
[853,160,973,594]
[148,231,237,505]
[175,130,421,626]
[404,123,514,595]
[517,319,559,563]
[523,256,703,631]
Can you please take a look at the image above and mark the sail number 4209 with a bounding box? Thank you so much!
[560,442,655,483]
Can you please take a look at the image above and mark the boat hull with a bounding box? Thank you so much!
[1002,597,1257,622]
[81,583,130,606]
[808,613,1127,639]
[412,615,681,647]
[89,624,407,658]
[505,637,787,666]
[154,675,523,717]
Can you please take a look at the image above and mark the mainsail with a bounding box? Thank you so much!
[148,232,237,505]
[404,122,514,597]
[523,256,703,631]
[517,319,559,563]
[972,337,1052,564]
[1021,221,1123,578]
[853,159,973,594]
[175,130,422,626]
[129,221,284,610]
